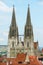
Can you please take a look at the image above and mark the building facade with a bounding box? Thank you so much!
[7,6,38,58]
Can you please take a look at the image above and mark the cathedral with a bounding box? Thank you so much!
[7,5,39,58]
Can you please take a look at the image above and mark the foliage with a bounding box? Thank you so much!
[40,54,43,56]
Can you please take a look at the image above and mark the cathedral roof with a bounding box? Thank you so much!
[0,55,43,65]
[16,53,26,62]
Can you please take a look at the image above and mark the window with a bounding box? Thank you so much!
[38,58,43,61]
[27,42,29,47]
[12,30,16,36]
[18,61,22,64]
[26,29,29,36]
[26,29,30,36]
[12,41,14,48]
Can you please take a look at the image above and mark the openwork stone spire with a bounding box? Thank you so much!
[9,5,18,38]
[11,5,16,27]
[24,5,33,38]
[26,5,31,26]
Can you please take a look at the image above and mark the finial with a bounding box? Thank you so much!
[37,40,38,43]
[13,5,15,11]
[28,4,30,7]
[28,4,30,10]
[13,5,15,9]
[13,5,14,8]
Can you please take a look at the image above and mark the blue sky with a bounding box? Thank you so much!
[0,0,43,47]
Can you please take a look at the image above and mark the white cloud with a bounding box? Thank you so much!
[3,31,8,36]
[37,1,43,5]
[0,1,12,12]
[0,31,8,37]
[0,38,4,42]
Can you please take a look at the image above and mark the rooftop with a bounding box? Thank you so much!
[0,53,43,65]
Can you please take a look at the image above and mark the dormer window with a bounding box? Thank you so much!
[18,61,22,64]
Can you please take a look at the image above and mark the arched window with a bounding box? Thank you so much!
[26,29,29,36]
[27,42,29,47]
[12,41,14,48]
[12,30,16,36]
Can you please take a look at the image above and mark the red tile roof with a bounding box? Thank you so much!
[16,53,26,62]
[0,62,6,65]
[0,58,3,61]
[34,42,38,49]
[0,54,43,65]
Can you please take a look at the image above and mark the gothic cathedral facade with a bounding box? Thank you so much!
[7,6,34,58]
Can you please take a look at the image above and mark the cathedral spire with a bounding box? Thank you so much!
[11,5,16,26]
[24,5,33,38]
[26,5,31,25]
[9,5,19,38]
